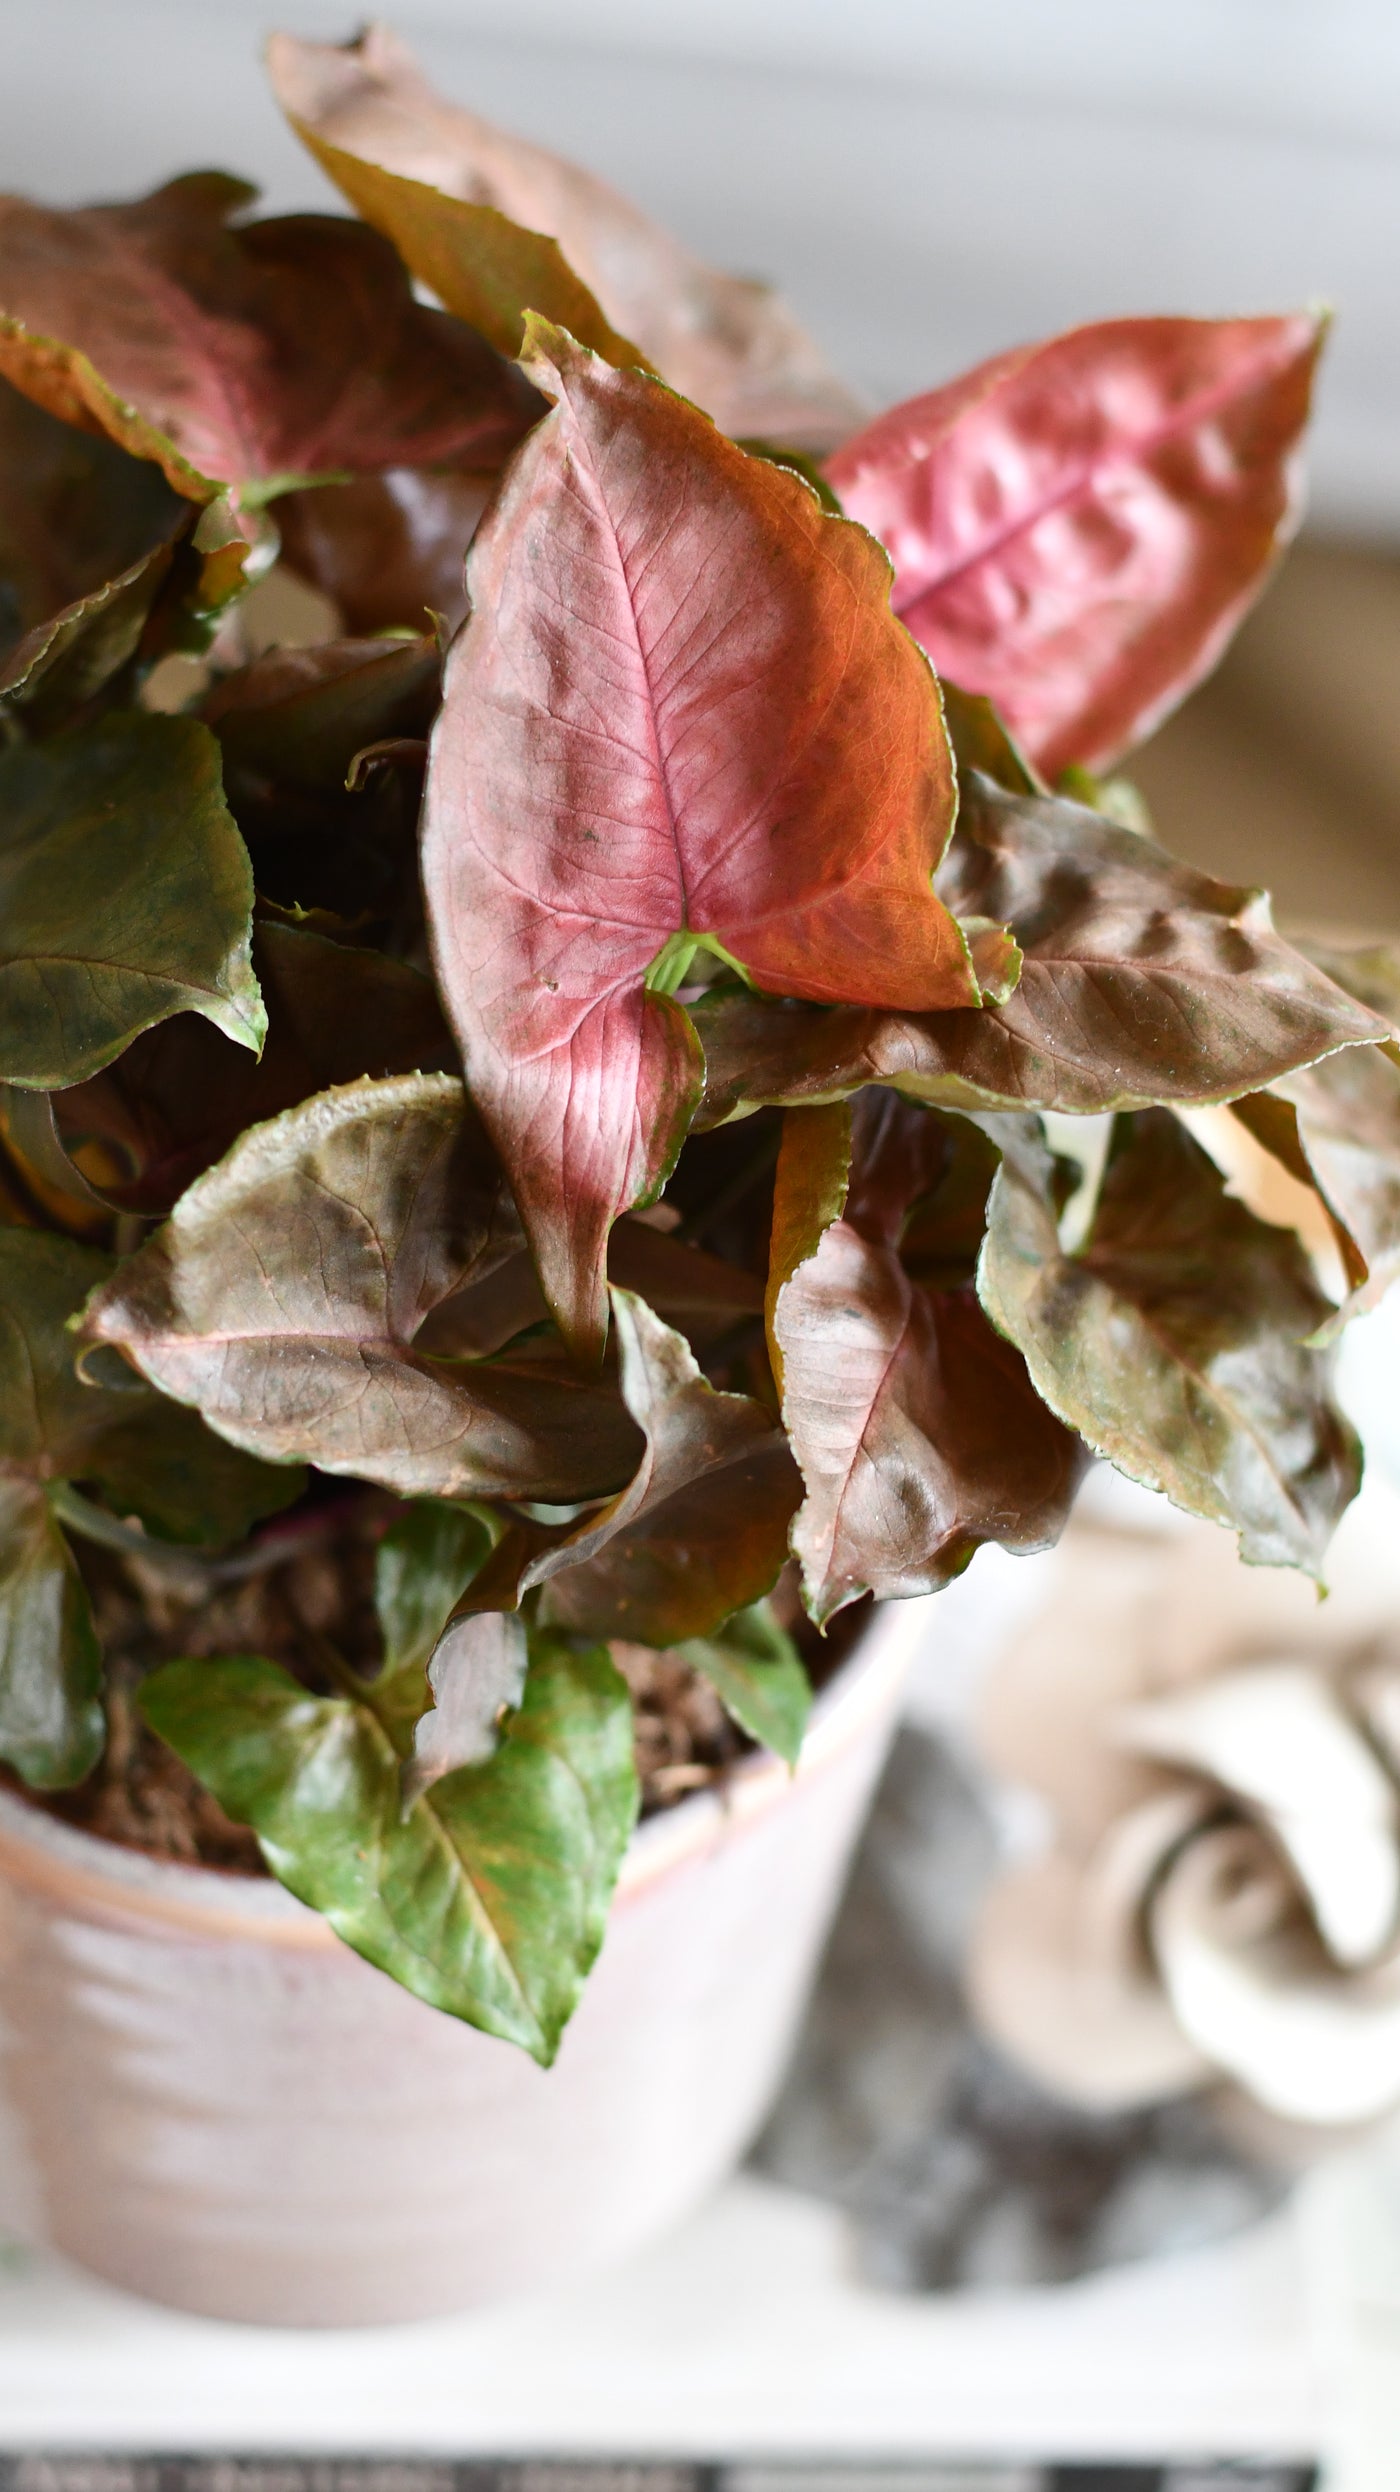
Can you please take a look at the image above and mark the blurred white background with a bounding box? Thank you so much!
[1,0,1399,533]
[1,0,1397,921]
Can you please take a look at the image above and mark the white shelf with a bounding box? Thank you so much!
[0,2176,1317,2462]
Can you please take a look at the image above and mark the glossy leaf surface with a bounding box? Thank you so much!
[827,315,1323,775]
[0,711,263,1090]
[269,24,863,450]
[80,1077,643,1502]
[773,1095,1083,1620]
[140,1632,638,2062]
[0,173,539,504]
[978,1111,1360,1573]
[423,322,974,1353]
[695,777,1385,1125]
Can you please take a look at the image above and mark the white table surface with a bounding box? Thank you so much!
[0,2173,1318,2463]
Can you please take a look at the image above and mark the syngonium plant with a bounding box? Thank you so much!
[1,23,1397,2064]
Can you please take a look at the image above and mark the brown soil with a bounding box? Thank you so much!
[39,1506,857,1876]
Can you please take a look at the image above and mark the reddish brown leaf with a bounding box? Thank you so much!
[771,1095,1082,1620]
[200,633,440,791]
[79,1076,642,1504]
[0,173,539,506]
[438,1288,799,1651]
[694,776,1386,1124]
[422,320,976,1356]
[276,468,491,635]
[268,24,864,452]
[827,315,1323,776]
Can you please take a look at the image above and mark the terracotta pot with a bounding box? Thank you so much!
[0,1599,917,2327]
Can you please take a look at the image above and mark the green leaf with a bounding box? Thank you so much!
[74,1398,305,1548]
[0,711,263,1089]
[939,680,1044,795]
[376,1501,499,1684]
[0,1479,102,1788]
[0,1227,295,1788]
[372,1498,497,1751]
[140,1633,639,2063]
[674,1601,811,1767]
[978,1109,1361,1575]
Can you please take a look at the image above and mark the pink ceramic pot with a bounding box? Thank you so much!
[0,1600,917,2327]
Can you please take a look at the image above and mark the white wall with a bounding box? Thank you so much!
[2,0,1398,532]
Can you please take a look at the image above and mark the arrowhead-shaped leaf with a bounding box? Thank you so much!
[827,314,1323,775]
[978,1109,1360,1573]
[772,1095,1083,1620]
[80,1075,644,1503]
[0,710,263,1089]
[140,1632,638,2062]
[268,24,863,451]
[423,320,977,1354]
[671,1600,811,1767]
[53,920,453,1217]
[0,172,540,507]
[694,776,1386,1124]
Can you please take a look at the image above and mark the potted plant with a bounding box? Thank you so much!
[0,21,1396,2325]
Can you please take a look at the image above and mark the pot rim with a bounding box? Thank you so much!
[0,1594,920,1946]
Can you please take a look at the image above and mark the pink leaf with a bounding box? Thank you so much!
[827,315,1323,777]
[423,320,977,1357]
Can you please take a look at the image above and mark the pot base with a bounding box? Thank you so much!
[0,1607,915,2326]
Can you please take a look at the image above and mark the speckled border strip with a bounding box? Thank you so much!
[0,2454,1319,2492]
